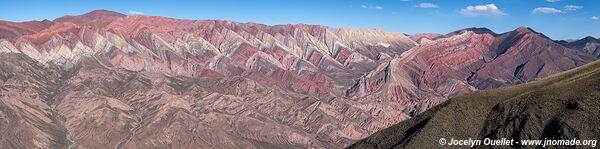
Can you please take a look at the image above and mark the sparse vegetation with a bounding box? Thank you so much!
[349,60,600,149]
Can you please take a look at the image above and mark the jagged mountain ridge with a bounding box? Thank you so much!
[561,36,600,58]
[0,10,597,148]
[346,27,595,119]
[348,53,600,149]
[2,10,417,93]
[0,10,418,148]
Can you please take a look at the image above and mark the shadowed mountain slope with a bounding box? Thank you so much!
[349,59,600,149]
[346,27,596,121]
[562,36,600,58]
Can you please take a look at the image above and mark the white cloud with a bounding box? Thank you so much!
[564,5,582,11]
[592,16,599,20]
[460,4,506,17]
[532,7,563,14]
[415,3,439,9]
[128,11,144,15]
[361,5,384,10]
[546,0,562,2]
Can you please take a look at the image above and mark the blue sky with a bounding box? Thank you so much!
[0,0,598,39]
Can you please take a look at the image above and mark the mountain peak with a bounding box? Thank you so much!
[54,10,125,22]
[443,27,497,38]
[513,26,544,36]
[515,26,534,33]
[461,27,496,34]
[54,9,125,28]
[509,26,553,40]
[350,59,600,149]
[565,36,599,47]
[581,36,598,41]
[83,9,125,17]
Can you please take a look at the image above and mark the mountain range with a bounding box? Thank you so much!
[349,53,600,149]
[0,10,597,148]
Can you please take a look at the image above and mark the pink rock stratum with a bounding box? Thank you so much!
[0,10,596,148]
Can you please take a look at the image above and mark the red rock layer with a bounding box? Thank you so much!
[0,10,596,149]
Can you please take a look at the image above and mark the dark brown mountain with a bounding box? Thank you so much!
[562,36,600,58]
[348,58,600,149]
[0,10,597,148]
